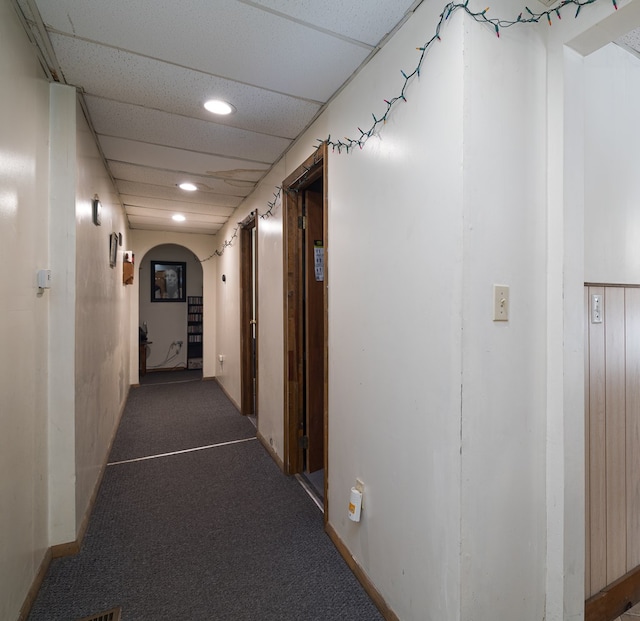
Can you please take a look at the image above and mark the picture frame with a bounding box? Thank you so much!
[151,261,186,302]
[109,232,118,268]
[92,196,102,226]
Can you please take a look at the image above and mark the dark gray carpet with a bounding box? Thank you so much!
[139,369,202,385]
[109,380,255,463]
[27,379,383,621]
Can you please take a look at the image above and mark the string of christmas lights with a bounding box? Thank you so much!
[198,187,283,261]
[203,0,612,259]
[325,0,613,153]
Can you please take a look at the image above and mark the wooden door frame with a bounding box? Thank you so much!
[282,143,328,514]
[240,212,257,416]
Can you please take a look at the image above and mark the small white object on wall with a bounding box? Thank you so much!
[37,269,52,289]
[348,487,362,522]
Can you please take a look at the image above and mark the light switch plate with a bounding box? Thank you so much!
[493,285,509,321]
[591,294,603,323]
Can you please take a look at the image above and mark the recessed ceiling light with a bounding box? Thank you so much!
[204,99,235,115]
[179,182,198,191]
[172,214,186,222]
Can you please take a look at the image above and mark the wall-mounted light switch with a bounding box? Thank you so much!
[493,285,509,321]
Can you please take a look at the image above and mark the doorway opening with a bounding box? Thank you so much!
[283,144,328,516]
[138,243,204,380]
[240,213,258,420]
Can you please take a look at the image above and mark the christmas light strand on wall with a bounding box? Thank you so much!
[198,187,283,261]
[324,0,613,154]
[203,0,613,260]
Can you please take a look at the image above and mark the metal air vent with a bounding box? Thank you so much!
[76,608,122,621]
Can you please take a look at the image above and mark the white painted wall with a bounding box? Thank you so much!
[460,7,547,619]
[0,2,50,618]
[48,84,78,545]
[74,102,131,531]
[139,244,203,370]
[584,42,640,284]
[323,5,465,619]
[545,3,640,618]
[212,2,631,620]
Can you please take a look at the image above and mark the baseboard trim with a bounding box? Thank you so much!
[22,386,131,618]
[325,523,399,621]
[212,377,241,412]
[17,547,52,621]
[257,430,285,472]
[586,564,640,621]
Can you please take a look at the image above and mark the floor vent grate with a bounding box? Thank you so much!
[76,607,121,621]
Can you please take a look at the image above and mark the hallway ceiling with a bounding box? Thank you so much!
[14,0,422,235]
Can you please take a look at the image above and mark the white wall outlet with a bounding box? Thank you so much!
[355,478,365,494]
[218,354,224,363]
[493,284,509,321]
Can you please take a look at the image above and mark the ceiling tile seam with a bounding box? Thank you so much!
[614,41,640,60]
[117,185,245,201]
[106,159,259,185]
[10,1,54,80]
[119,197,240,210]
[235,0,375,50]
[128,224,222,232]
[85,94,299,142]
[107,160,256,181]
[96,134,276,166]
[119,191,240,204]
[125,207,233,216]
[120,199,239,210]
[45,30,326,105]
[21,0,65,82]
[124,211,230,222]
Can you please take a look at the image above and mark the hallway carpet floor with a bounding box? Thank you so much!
[28,379,383,621]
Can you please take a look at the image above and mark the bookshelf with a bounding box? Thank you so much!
[187,296,203,369]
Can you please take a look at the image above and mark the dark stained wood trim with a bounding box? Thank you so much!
[585,564,640,621]
[17,547,52,621]
[282,143,327,481]
[584,282,640,288]
[240,213,256,416]
[322,145,329,525]
[326,523,400,621]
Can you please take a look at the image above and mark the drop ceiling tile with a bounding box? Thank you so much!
[618,28,640,53]
[120,195,236,216]
[51,36,320,139]
[127,216,222,235]
[125,205,229,224]
[100,136,269,181]
[108,162,256,197]
[85,96,290,164]
[37,0,370,101]
[116,181,242,209]
[245,0,418,46]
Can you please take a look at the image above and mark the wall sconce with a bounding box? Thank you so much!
[92,195,102,226]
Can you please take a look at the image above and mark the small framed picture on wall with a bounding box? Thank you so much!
[151,261,186,302]
[109,233,118,268]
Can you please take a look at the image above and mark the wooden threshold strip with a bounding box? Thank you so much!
[586,564,640,621]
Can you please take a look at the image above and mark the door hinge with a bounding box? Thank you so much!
[298,215,306,229]
[299,435,309,449]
